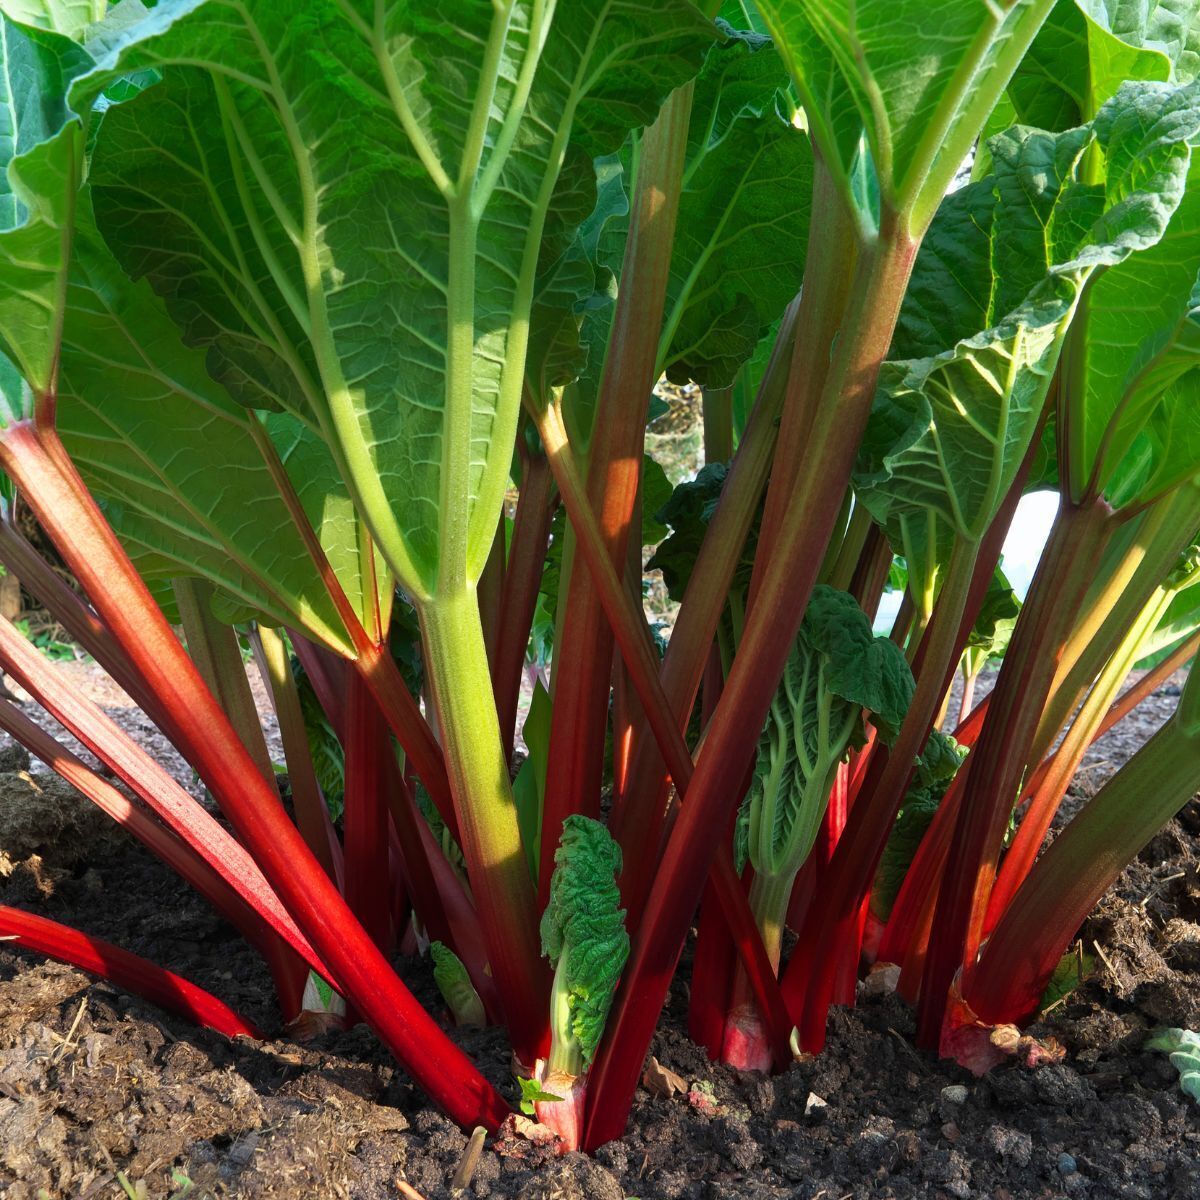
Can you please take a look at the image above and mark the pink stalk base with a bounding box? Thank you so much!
[720,1005,774,1072]
[535,1073,587,1152]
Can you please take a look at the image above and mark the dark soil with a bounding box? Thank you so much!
[2,670,1199,1199]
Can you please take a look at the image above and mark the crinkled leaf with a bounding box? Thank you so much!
[539,814,628,1068]
[799,586,914,742]
[742,587,913,879]
[859,82,1200,600]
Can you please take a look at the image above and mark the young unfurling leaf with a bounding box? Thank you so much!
[737,587,913,963]
[540,815,629,1076]
[431,942,486,1029]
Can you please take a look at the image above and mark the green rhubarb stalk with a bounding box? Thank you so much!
[987,539,1200,926]
[252,625,342,886]
[419,586,547,1061]
[1036,483,1200,759]
[916,496,1116,1047]
[539,81,694,908]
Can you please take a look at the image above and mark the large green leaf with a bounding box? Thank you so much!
[79,0,714,601]
[1073,157,1200,505]
[753,0,1055,222]
[0,14,90,413]
[0,1,104,39]
[54,205,370,652]
[975,0,1200,175]
[525,151,627,443]
[658,27,811,387]
[856,83,1200,604]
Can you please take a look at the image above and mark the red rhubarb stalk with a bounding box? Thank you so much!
[0,519,155,716]
[252,625,344,887]
[250,422,459,838]
[343,671,392,951]
[0,424,510,1131]
[964,665,1200,1027]
[0,611,326,977]
[784,537,978,1052]
[0,905,260,1039]
[916,497,1114,1047]
[539,84,693,907]
[0,696,307,1013]
[173,575,275,784]
[584,231,921,1150]
[610,294,803,917]
[533,404,792,1064]
[495,447,555,759]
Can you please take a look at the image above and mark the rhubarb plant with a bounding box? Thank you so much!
[4,0,1200,1163]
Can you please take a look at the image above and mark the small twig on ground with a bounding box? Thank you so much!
[450,1125,487,1193]
[50,998,87,1064]
[1140,871,1185,911]
[397,1183,427,1200]
[888,1026,929,1075]
[1093,939,1120,985]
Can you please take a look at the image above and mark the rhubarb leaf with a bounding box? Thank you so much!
[740,587,913,879]
[430,941,485,1028]
[52,204,365,652]
[963,567,1021,676]
[0,14,88,412]
[858,82,1200,602]
[647,462,737,602]
[79,0,714,600]
[1013,0,1187,127]
[540,815,628,1070]
[870,730,965,920]
[658,26,811,387]
[512,678,551,882]
[753,0,1055,219]
[1134,538,1200,664]
[1073,167,1200,506]
[0,2,105,39]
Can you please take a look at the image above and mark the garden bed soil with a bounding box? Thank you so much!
[1,665,1199,1199]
